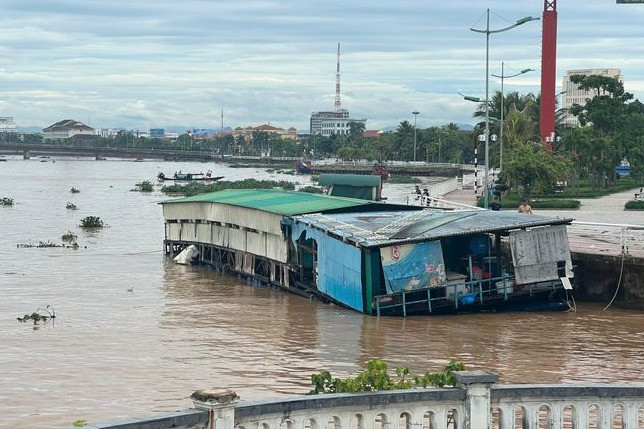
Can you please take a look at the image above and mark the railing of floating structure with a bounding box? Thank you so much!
[76,372,644,429]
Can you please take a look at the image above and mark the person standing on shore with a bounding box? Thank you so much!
[518,200,532,214]
[490,197,502,211]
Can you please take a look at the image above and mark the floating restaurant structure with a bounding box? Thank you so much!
[161,189,575,316]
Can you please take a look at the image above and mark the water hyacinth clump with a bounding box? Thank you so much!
[132,180,154,192]
[80,216,104,229]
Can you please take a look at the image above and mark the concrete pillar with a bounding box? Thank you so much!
[191,389,239,429]
[453,371,498,429]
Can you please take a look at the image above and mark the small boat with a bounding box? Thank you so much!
[157,170,224,182]
[294,159,313,174]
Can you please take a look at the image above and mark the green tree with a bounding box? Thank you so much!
[569,74,633,135]
[503,141,570,199]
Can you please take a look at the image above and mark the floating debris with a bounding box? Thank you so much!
[17,305,56,326]
[70,187,80,194]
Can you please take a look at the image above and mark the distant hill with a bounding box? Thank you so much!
[457,123,474,131]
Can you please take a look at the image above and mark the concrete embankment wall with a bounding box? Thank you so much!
[572,252,644,310]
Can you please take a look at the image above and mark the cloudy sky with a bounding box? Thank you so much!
[1,0,643,132]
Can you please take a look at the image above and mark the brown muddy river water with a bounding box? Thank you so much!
[0,157,642,428]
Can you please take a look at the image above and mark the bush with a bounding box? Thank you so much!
[66,202,77,210]
[80,216,104,228]
[308,359,465,395]
[625,200,644,210]
[477,196,580,209]
[1,197,14,206]
[62,231,78,242]
[161,179,297,196]
[132,180,154,192]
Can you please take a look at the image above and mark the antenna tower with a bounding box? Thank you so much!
[334,43,342,112]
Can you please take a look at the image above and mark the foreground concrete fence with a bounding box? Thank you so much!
[71,372,644,429]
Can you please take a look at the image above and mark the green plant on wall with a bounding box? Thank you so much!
[308,359,465,394]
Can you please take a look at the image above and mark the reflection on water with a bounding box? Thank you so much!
[0,157,642,428]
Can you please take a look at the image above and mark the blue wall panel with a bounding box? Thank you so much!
[291,224,364,312]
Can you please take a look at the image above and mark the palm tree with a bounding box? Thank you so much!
[395,120,415,160]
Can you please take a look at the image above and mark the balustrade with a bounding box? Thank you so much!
[73,373,644,429]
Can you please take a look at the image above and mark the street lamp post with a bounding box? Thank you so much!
[470,9,540,208]
[491,62,534,172]
[412,111,419,162]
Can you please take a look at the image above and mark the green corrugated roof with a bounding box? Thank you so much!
[162,188,395,216]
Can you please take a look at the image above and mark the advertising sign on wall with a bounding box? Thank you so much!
[380,241,445,294]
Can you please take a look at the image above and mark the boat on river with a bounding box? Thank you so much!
[157,170,224,182]
[161,189,575,316]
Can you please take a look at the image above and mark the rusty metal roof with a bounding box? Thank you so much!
[292,209,573,248]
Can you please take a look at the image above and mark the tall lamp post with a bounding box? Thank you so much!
[412,110,419,162]
[491,62,534,172]
[470,9,540,208]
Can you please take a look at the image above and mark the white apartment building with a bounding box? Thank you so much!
[561,68,622,126]
[0,117,16,132]
[310,109,366,136]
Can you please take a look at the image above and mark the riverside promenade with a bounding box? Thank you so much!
[69,372,644,429]
[442,187,644,257]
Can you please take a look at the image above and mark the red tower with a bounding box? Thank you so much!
[540,0,557,150]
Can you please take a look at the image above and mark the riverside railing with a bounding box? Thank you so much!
[73,372,644,429]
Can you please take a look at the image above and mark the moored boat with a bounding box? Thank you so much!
[157,170,224,182]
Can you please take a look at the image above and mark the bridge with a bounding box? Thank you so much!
[67,371,644,429]
[0,143,475,176]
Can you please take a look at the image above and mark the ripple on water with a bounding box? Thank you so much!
[0,158,642,428]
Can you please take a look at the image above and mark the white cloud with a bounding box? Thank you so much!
[0,0,643,131]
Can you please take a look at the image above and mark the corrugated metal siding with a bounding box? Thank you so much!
[266,235,288,262]
[510,225,572,284]
[168,223,181,241]
[229,228,247,252]
[246,231,266,256]
[181,223,197,242]
[196,224,211,243]
[318,236,363,311]
[165,202,284,236]
[291,223,364,312]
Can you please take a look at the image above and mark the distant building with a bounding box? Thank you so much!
[150,128,165,138]
[561,68,622,126]
[192,128,216,140]
[233,124,297,141]
[310,110,366,137]
[43,119,94,140]
[97,128,121,138]
[0,117,17,133]
[363,129,384,139]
